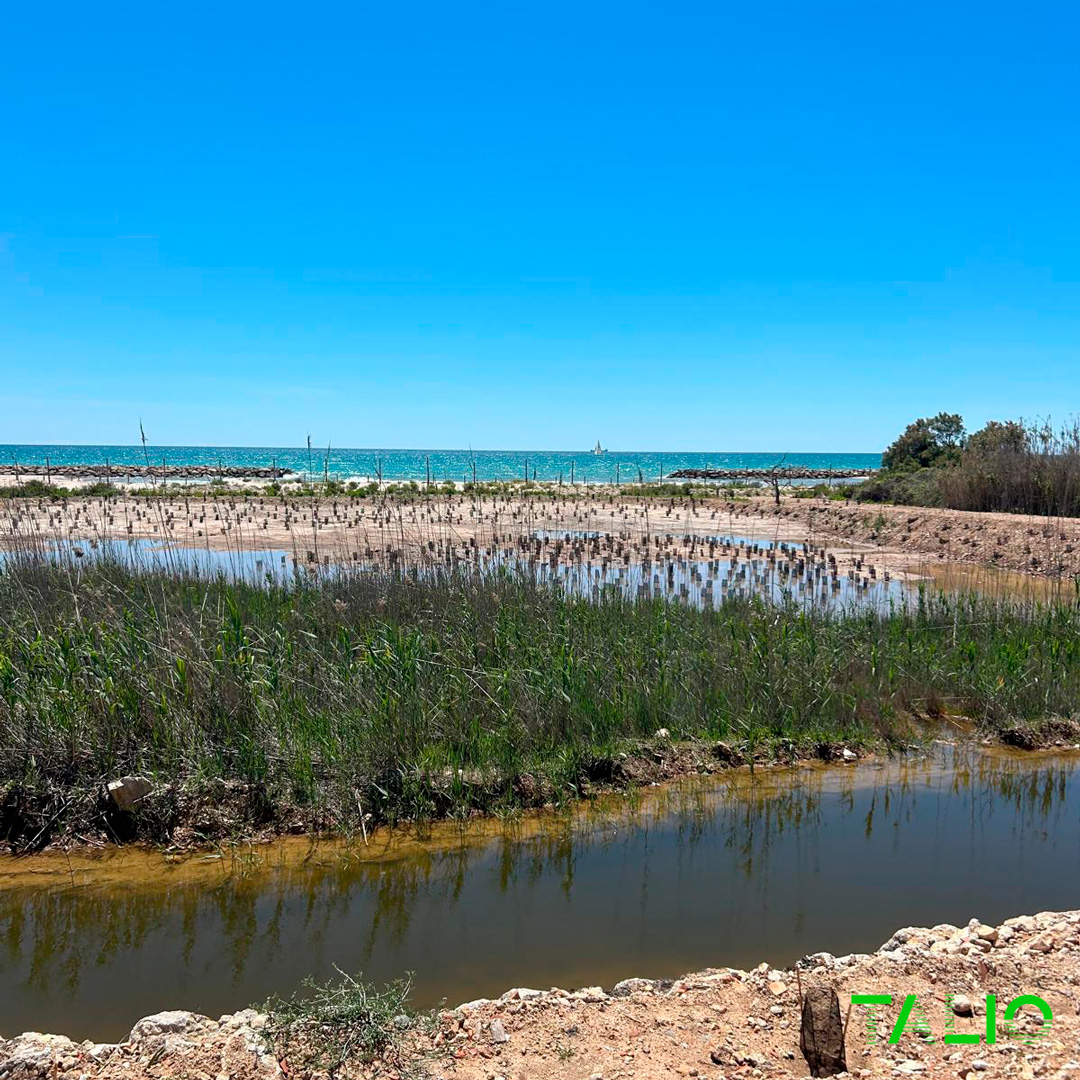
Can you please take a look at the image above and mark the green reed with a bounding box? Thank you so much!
[0,549,1078,836]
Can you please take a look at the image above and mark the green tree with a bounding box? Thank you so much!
[881,413,966,471]
[965,420,1027,457]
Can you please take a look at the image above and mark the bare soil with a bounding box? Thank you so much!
[737,496,1080,580]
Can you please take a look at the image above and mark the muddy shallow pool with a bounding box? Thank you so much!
[0,742,1077,1041]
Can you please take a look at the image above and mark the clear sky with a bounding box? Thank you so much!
[2,0,1078,452]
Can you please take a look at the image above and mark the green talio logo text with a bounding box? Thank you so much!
[851,993,1052,1046]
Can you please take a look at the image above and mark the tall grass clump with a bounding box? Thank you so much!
[939,419,1080,517]
[1,547,1079,843]
[860,415,1080,517]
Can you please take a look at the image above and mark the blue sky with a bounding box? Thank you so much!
[2,0,1078,451]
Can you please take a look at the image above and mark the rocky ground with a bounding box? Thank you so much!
[2,910,1076,1080]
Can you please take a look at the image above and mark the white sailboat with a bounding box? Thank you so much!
[592,440,606,455]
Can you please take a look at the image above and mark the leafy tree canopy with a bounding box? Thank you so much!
[881,412,966,471]
[966,420,1028,457]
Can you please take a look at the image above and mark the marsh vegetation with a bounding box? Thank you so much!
[0,543,1078,849]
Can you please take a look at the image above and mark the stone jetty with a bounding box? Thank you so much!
[6,464,298,481]
[666,467,873,481]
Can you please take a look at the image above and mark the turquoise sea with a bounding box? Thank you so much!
[1,445,880,484]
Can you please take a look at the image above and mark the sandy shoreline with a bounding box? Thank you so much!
[1,908,1075,1079]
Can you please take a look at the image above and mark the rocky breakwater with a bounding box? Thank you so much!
[666,467,874,481]
[7,464,297,481]
[1,910,1076,1079]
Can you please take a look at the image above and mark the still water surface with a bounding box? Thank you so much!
[5,537,916,611]
[0,743,1076,1041]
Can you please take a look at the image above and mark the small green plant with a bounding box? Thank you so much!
[0,480,119,499]
[265,968,414,1073]
[792,482,857,500]
[3,479,54,498]
[855,468,944,507]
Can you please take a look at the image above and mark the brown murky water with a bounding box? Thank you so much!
[910,561,1075,602]
[0,743,1077,1041]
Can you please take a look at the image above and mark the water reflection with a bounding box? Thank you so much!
[8,536,1072,614]
[8,536,908,611]
[0,743,1076,1041]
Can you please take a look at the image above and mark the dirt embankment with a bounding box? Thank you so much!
[741,497,1080,579]
[0,738,859,855]
[7,732,1080,856]
[1,910,1076,1080]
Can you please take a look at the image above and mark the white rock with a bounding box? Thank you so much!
[128,1010,209,1042]
[930,923,960,938]
[107,775,153,811]
[0,1033,80,1076]
[1025,932,1055,954]
[1005,915,1037,933]
[84,1042,117,1062]
[489,1019,510,1043]
[882,928,914,949]
[459,998,492,1012]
